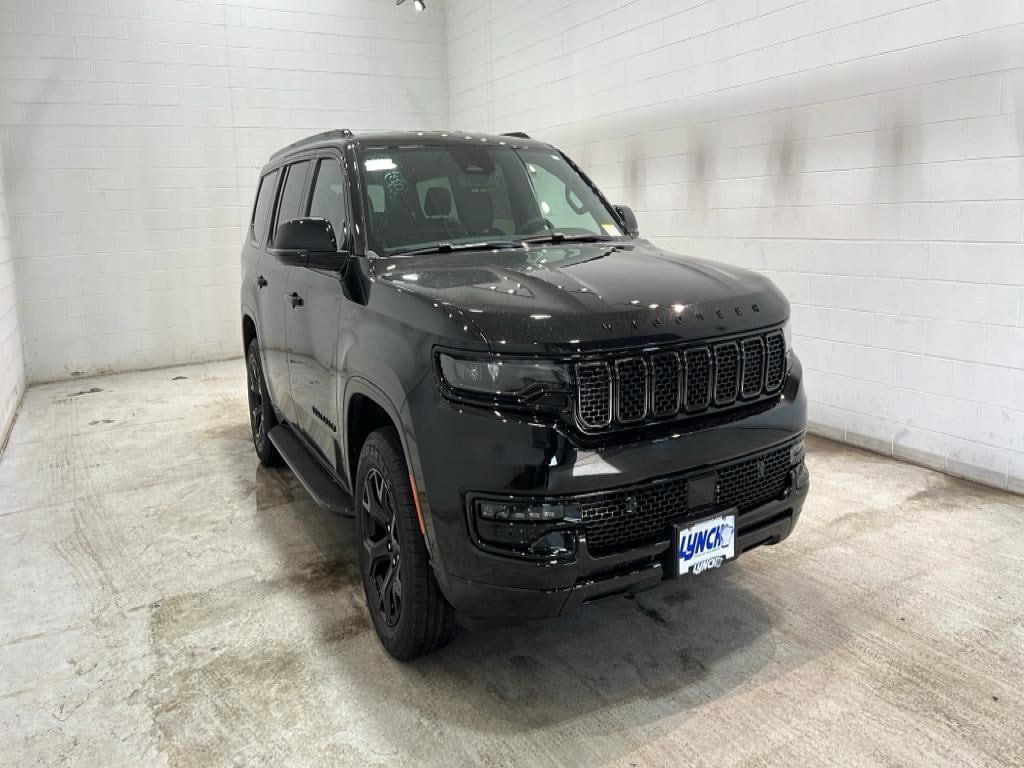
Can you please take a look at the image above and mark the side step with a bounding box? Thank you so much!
[268,424,353,517]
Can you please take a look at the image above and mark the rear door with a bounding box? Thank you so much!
[285,152,349,469]
[244,165,279,337]
[260,158,312,423]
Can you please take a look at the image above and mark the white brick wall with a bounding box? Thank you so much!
[0,147,25,450]
[3,0,1023,492]
[447,0,1024,492]
[0,0,447,382]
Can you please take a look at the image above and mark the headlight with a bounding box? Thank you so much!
[437,352,570,402]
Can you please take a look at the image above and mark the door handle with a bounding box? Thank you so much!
[256,275,267,288]
[289,291,304,308]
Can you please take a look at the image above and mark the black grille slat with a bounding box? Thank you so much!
[580,443,794,555]
[713,342,740,405]
[683,347,712,412]
[765,332,786,392]
[574,327,787,431]
[615,357,647,422]
[650,351,680,417]
[577,362,611,428]
[740,337,765,398]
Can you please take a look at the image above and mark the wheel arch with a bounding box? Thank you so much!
[344,378,417,494]
[347,392,396,489]
[242,310,259,354]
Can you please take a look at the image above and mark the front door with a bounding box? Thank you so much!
[261,158,312,422]
[285,155,349,469]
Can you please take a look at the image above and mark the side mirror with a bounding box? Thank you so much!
[271,218,346,268]
[615,205,639,237]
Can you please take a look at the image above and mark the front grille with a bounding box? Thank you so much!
[575,328,787,431]
[713,342,740,405]
[683,347,711,412]
[577,361,611,427]
[650,351,680,417]
[740,337,765,398]
[580,442,794,555]
[614,357,647,422]
[765,331,786,391]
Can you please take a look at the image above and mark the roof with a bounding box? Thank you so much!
[266,129,549,164]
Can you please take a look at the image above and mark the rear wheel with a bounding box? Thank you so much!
[246,338,281,466]
[355,427,456,660]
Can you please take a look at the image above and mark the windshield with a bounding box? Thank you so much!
[356,143,624,254]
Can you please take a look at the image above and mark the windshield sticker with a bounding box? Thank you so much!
[365,158,396,172]
[602,223,622,236]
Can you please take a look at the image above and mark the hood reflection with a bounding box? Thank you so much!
[376,240,786,352]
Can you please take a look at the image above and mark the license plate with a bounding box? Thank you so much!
[675,511,737,576]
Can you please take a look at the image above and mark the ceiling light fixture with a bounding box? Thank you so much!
[396,0,426,10]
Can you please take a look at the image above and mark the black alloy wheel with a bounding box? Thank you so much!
[246,338,281,466]
[362,467,403,627]
[355,427,456,660]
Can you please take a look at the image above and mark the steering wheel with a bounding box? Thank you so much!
[520,216,550,235]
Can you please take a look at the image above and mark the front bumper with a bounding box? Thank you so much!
[403,355,810,622]
[444,480,807,622]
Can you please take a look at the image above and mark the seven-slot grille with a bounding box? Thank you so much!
[575,329,786,430]
[580,442,794,555]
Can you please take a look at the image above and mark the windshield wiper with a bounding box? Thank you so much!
[392,240,527,257]
[521,233,615,245]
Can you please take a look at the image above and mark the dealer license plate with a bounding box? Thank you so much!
[675,511,737,576]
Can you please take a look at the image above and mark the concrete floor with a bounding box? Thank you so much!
[1,360,1022,768]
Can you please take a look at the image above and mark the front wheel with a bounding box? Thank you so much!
[355,427,456,660]
[246,338,281,466]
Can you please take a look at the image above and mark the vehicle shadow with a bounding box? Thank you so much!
[250,462,831,737]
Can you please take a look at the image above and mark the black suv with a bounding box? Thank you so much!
[241,129,809,660]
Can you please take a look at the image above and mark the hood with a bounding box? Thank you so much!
[375,240,789,353]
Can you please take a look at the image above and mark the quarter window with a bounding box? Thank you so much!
[250,168,280,246]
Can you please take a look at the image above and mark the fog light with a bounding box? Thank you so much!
[477,500,579,522]
[473,498,581,558]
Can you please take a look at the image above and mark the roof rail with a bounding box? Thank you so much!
[500,131,531,139]
[269,129,355,161]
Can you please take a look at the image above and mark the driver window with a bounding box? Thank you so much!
[273,160,310,243]
[308,158,349,250]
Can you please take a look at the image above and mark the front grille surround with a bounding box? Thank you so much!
[574,327,787,432]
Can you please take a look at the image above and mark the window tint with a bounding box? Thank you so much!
[307,158,348,250]
[273,160,311,242]
[523,157,612,235]
[358,146,620,253]
[250,168,280,246]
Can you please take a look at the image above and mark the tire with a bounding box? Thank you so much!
[355,427,456,660]
[246,338,282,467]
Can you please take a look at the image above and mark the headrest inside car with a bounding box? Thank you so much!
[424,187,452,217]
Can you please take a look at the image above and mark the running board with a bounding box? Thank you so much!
[268,424,353,516]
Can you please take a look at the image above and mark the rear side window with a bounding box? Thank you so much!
[307,158,348,250]
[273,160,311,243]
[250,168,279,246]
